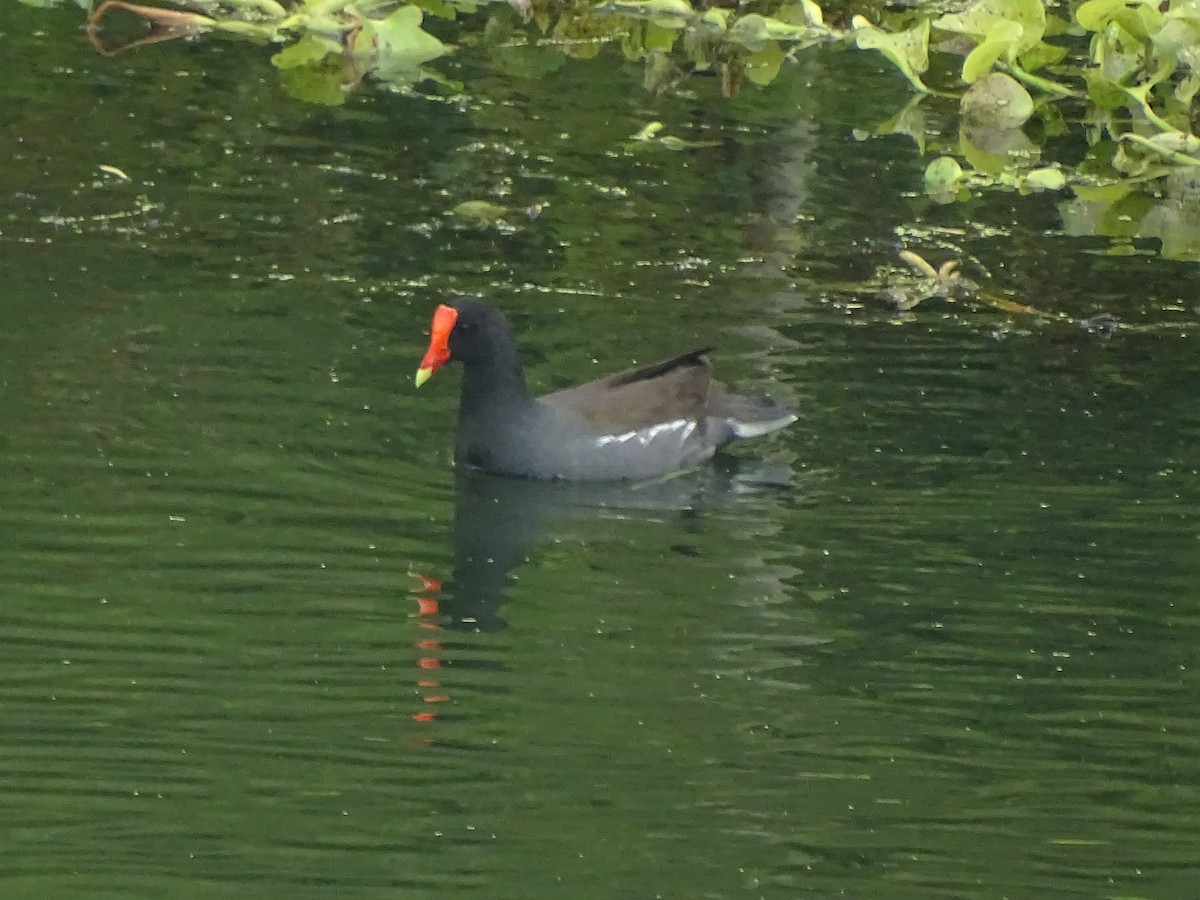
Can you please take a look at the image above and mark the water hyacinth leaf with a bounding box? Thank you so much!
[727,15,775,51]
[1177,73,1200,106]
[961,20,1023,83]
[658,134,720,150]
[1083,69,1129,109]
[449,200,508,225]
[852,17,931,93]
[925,156,965,194]
[1122,64,1183,132]
[700,7,729,31]
[272,34,341,69]
[935,0,1045,52]
[632,121,665,142]
[1094,35,1141,82]
[1154,16,1200,70]
[368,5,450,84]
[596,0,694,27]
[745,40,784,86]
[1075,0,1127,32]
[412,0,458,19]
[352,0,408,15]
[1018,40,1068,73]
[1071,182,1136,203]
[1044,11,1072,36]
[1037,100,1068,137]
[763,1,818,26]
[1111,3,1162,42]
[961,72,1033,127]
[727,14,827,53]
[1023,167,1067,191]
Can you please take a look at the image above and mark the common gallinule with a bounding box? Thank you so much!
[415,297,796,481]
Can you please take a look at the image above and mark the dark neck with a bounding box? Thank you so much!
[459,335,532,419]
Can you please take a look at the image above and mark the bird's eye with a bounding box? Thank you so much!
[458,319,475,333]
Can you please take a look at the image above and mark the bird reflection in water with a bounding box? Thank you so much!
[409,460,794,723]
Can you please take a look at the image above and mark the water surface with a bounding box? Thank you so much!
[2,6,1199,898]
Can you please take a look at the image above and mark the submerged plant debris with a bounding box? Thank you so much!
[872,249,1120,337]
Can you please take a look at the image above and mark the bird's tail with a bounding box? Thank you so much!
[716,392,797,440]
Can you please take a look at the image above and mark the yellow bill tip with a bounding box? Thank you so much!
[414,367,434,388]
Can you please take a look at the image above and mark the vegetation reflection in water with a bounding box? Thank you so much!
[44,0,1200,259]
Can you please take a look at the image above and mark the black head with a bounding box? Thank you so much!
[444,297,514,366]
[415,296,518,386]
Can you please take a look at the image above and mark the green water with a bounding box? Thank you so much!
[3,5,1199,898]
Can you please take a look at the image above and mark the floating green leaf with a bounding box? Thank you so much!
[936,0,1045,53]
[925,156,965,195]
[1018,40,1068,73]
[852,17,931,93]
[271,34,341,69]
[1023,167,1067,191]
[595,0,694,27]
[631,122,665,142]
[366,5,450,86]
[1177,73,1200,106]
[961,20,1023,83]
[745,40,784,86]
[1082,69,1129,109]
[699,7,729,32]
[727,13,828,52]
[449,200,509,225]
[961,71,1033,127]
[1154,14,1200,71]
[1076,0,1128,32]
[1071,182,1137,202]
[412,0,457,19]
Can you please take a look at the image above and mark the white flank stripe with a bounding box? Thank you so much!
[595,417,691,448]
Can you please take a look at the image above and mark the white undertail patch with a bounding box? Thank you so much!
[730,413,798,439]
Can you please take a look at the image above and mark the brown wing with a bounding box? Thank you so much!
[539,349,717,432]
